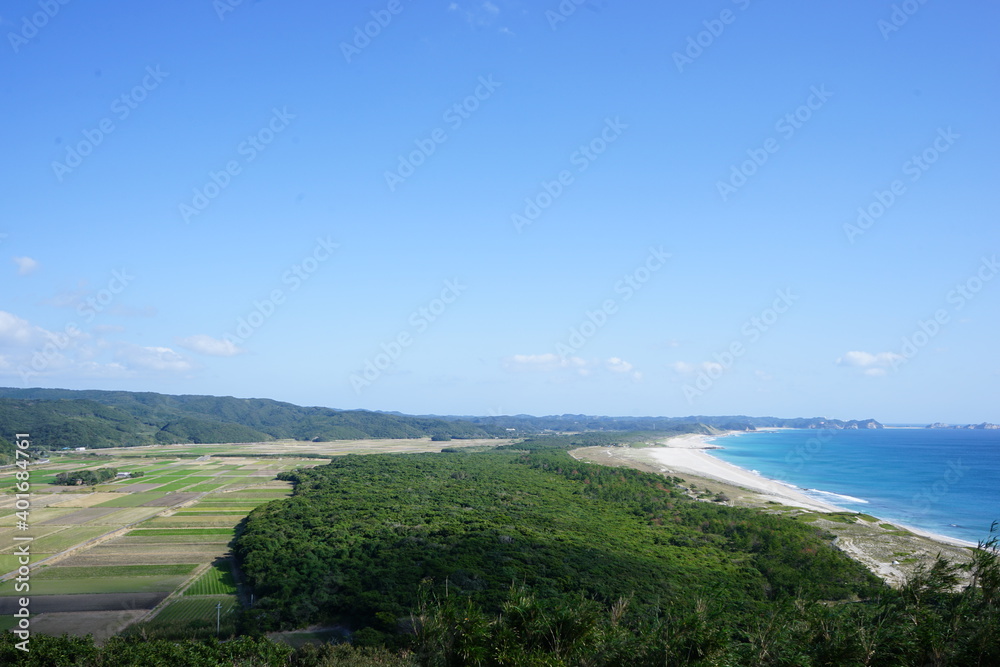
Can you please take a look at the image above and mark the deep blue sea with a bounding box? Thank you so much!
[707,428,1000,545]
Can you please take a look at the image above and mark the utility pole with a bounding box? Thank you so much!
[216,602,222,635]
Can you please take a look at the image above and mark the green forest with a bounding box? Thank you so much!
[224,447,999,665]
[0,391,508,449]
[2,444,998,664]
[52,467,142,486]
[0,387,881,451]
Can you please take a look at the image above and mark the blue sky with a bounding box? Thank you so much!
[2,0,997,423]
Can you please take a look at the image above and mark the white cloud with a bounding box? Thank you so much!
[115,344,193,373]
[0,311,40,346]
[670,361,694,374]
[505,353,641,380]
[606,357,642,381]
[12,256,38,275]
[836,350,902,371]
[177,334,245,357]
[0,310,194,380]
[605,357,633,374]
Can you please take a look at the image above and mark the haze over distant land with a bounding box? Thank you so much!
[3,2,997,425]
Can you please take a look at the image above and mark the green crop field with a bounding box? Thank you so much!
[117,534,233,544]
[143,594,240,631]
[14,526,109,554]
[185,562,237,596]
[33,563,198,579]
[95,492,169,507]
[153,480,201,492]
[186,483,228,492]
[144,516,240,528]
[0,574,189,596]
[129,528,233,536]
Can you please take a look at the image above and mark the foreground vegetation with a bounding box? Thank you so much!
[3,440,997,664]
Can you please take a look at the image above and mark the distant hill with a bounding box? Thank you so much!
[0,388,507,449]
[0,387,884,451]
[426,413,883,432]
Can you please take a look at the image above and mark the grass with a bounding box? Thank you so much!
[185,561,238,596]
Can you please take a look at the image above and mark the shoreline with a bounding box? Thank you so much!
[571,432,978,586]
[648,432,977,549]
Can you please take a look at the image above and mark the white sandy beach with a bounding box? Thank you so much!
[643,433,976,548]
[643,434,847,513]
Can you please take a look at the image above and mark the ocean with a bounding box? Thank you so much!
[707,427,1000,545]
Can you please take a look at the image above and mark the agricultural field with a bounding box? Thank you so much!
[0,452,296,639]
[0,437,488,641]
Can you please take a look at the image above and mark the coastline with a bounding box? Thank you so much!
[570,431,977,586]
[651,432,978,548]
[641,433,847,514]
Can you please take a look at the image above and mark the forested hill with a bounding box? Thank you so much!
[0,388,506,449]
[425,413,883,432]
[0,386,883,450]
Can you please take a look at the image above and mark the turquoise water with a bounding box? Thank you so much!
[707,428,1000,545]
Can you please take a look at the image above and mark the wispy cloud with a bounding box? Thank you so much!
[505,353,641,380]
[836,350,903,377]
[115,344,193,373]
[177,334,245,357]
[12,256,38,276]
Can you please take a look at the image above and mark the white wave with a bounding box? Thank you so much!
[806,488,869,504]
